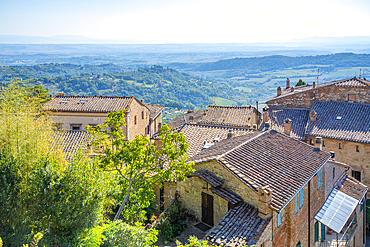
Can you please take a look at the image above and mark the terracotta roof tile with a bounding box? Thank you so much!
[306,101,370,143]
[194,170,224,187]
[206,202,270,246]
[267,107,309,140]
[144,103,163,119]
[43,95,136,113]
[337,174,368,201]
[168,110,205,128]
[190,130,331,210]
[199,105,258,128]
[178,124,253,158]
[51,130,90,161]
[210,187,242,205]
[267,77,370,103]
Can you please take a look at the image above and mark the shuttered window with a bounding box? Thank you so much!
[295,195,298,214]
[314,222,319,242]
[317,168,321,189]
[299,188,304,208]
[277,212,281,227]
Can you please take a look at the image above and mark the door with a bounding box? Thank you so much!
[202,192,214,226]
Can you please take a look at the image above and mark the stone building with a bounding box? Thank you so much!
[178,129,367,246]
[263,77,370,195]
[43,94,163,140]
[168,110,205,128]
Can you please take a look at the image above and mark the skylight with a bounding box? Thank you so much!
[336,116,342,120]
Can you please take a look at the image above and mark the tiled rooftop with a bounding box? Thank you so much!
[268,107,309,140]
[168,110,205,128]
[337,174,368,201]
[178,124,253,158]
[305,101,370,143]
[144,103,163,120]
[206,202,270,246]
[199,105,258,128]
[43,95,138,113]
[194,170,224,187]
[190,130,331,211]
[210,187,242,205]
[267,77,370,102]
[51,130,90,161]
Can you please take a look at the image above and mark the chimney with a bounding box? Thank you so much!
[227,129,235,139]
[49,94,53,100]
[286,78,290,89]
[284,118,292,135]
[263,106,269,122]
[58,92,65,97]
[291,87,295,92]
[141,99,144,103]
[330,151,335,160]
[277,86,282,96]
[309,109,317,122]
[258,185,273,219]
[315,137,322,150]
[253,124,257,132]
[264,122,270,130]
[313,81,316,88]
[256,101,259,111]
[189,115,194,123]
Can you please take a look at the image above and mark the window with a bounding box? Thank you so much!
[352,170,361,182]
[314,222,319,242]
[361,198,365,211]
[333,167,335,180]
[277,212,281,227]
[322,140,325,147]
[310,138,314,145]
[141,111,144,119]
[299,188,304,208]
[295,195,298,214]
[158,122,162,131]
[296,241,301,247]
[70,124,82,131]
[356,145,359,152]
[134,115,137,125]
[317,168,321,189]
[339,143,342,149]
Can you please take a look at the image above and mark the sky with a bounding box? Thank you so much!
[1,0,370,43]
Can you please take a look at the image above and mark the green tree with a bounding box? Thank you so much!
[86,111,194,222]
[295,79,306,86]
[175,236,209,247]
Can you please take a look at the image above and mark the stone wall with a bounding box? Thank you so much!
[267,85,370,109]
[126,99,150,140]
[308,136,370,197]
[153,182,177,214]
[325,160,348,197]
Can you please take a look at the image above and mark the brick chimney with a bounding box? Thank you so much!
[313,81,316,88]
[258,185,273,219]
[141,99,144,103]
[227,129,235,139]
[263,106,269,122]
[277,86,282,96]
[58,92,65,97]
[315,137,322,150]
[189,115,194,123]
[309,109,317,122]
[284,118,292,135]
[286,78,290,89]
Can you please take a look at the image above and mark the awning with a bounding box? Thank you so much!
[314,189,359,233]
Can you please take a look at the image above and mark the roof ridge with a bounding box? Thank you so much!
[55,95,134,98]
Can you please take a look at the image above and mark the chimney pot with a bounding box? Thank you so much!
[58,92,65,97]
[286,78,290,89]
[258,185,273,219]
[141,99,143,103]
[284,118,292,135]
[313,81,316,88]
[315,137,322,150]
[277,86,282,96]
[310,109,317,122]
[227,129,235,139]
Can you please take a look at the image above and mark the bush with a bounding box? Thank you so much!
[155,204,186,244]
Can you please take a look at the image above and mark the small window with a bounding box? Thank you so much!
[142,111,144,119]
[72,126,80,131]
[314,222,319,242]
[322,140,325,147]
[339,143,342,150]
[333,167,335,180]
[70,124,82,131]
[299,188,304,208]
[317,169,321,189]
[134,116,137,125]
[277,212,281,227]
[356,145,359,152]
[310,139,314,145]
[296,241,301,247]
[158,122,162,131]
[352,170,361,181]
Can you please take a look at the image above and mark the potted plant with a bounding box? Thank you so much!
[327,228,333,235]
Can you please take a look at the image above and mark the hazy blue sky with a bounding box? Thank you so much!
[1,0,370,43]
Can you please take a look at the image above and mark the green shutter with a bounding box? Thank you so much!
[299,188,304,208]
[333,167,335,179]
[321,223,325,241]
[315,222,319,242]
[361,198,365,211]
[317,169,321,189]
[296,241,301,247]
[277,212,281,227]
[295,195,298,213]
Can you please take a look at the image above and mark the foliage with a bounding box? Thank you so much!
[22,233,43,247]
[86,110,194,222]
[175,236,209,247]
[295,79,306,86]
[78,220,157,247]
[0,84,119,246]
[154,204,186,244]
